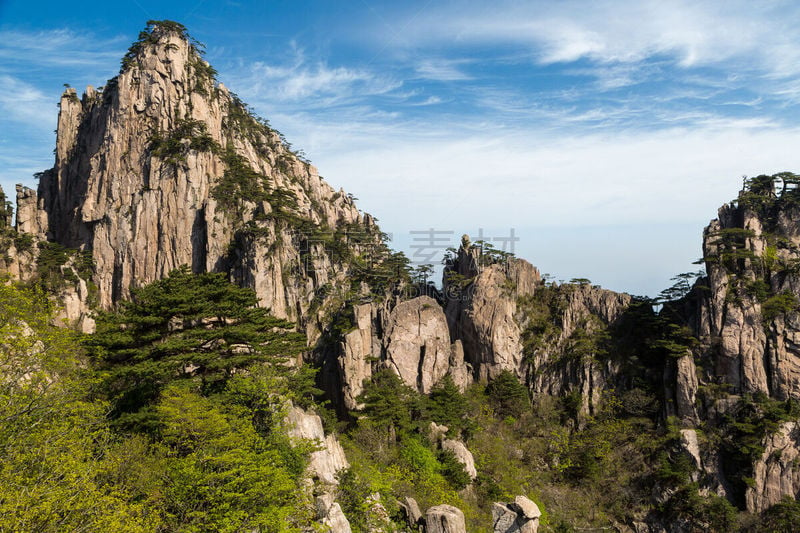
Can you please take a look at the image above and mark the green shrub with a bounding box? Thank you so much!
[486,370,529,418]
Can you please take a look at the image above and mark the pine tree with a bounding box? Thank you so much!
[85,266,306,425]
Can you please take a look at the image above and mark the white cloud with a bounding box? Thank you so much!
[0,29,124,69]
[415,59,473,81]
[0,75,56,127]
[224,47,401,106]
[381,1,800,78]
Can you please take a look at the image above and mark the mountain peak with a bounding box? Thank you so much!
[120,19,203,74]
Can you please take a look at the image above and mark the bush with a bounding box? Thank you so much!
[486,370,529,418]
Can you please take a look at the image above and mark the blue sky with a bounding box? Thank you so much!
[3,1,800,297]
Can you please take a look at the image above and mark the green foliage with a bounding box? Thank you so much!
[486,370,529,419]
[85,266,306,426]
[754,496,800,532]
[424,375,471,437]
[211,145,270,215]
[151,383,312,532]
[336,468,373,532]
[721,392,800,505]
[438,448,471,490]
[473,240,515,266]
[356,369,418,442]
[519,283,565,360]
[12,232,34,253]
[149,118,219,165]
[0,282,156,531]
[761,292,799,323]
[33,241,93,294]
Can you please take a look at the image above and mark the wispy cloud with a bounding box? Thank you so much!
[415,59,473,81]
[379,1,800,78]
[223,45,401,107]
[0,75,55,127]
[0,29,125,69]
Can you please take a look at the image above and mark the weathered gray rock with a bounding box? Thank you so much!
[285,406,348,485]
[673,353,699,423]
[340,303,375,409]
[492,497,540,533]
[323,502,352,533]
[383,296,451,394]
[448,340,472,391]
[443,242,540,381]
[746,421,800,512]
[442,439,477,480]
[15,185,46,239]
[513,496,541,520]
[425,504,466,533]
[428,422,449,442]
[679,429,702,473]
[24,22,367,338]
[398,496,423,529]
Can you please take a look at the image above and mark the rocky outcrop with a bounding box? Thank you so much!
[337,296,472,410]
[285,405,348,485]
[398,496,423,530]
[383,296,451,394]
[674,182,800,512]
[689,196,800,401]
[20,22,369,336]
[339,303,377,410]
[425,504,466,533]
[526,283,631,419]
[746,421,800,512]
[15,185,46,239]
[492,496,541,533]
[285,405,352,531]
[443,236,540,381]
[316,493,352,533]
[443,237,632,418]
[667,353,700,424]
[441,439,477,480]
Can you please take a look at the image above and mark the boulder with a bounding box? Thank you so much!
[442,439,478,480]
[492,496,540,533]
[426,505,466,533]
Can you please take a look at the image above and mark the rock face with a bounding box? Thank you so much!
[383,296,451,394]
[337,296,472,410]
[398,496,423,529]
[19,23,369,334]
[676,181,800,512]
[285,405,349,485]
[443,237,540,381]
[425,504,466,533]
[285,405,352,532]
[689,195,800,401]
[746,421,800,512]
[442,237,632,418]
